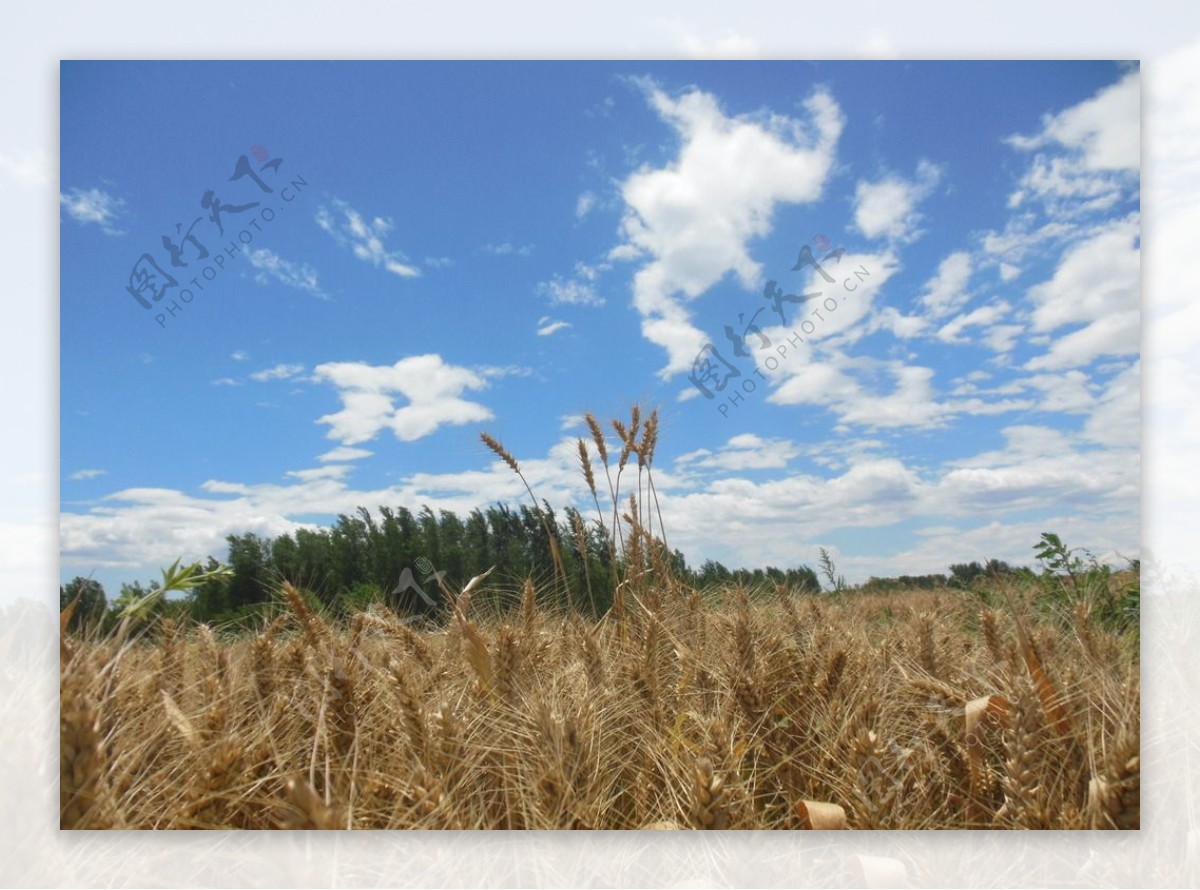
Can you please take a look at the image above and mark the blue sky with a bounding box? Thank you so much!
[59,60,1140,592]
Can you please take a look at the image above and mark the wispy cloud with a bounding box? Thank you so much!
[315,199,421,277]
[60,187,126,235]
[246,248,325,297]
[68,468,107,481]
[537,317,571,336]
[537,276,603,307]
[230,351,249,362]
[317,446,374,463]
[482,242,534,257]
[249,363,305,382]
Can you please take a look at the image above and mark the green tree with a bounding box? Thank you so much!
[59,576,106,632]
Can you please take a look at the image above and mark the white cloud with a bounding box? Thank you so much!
[315,199,421,278]
[246,248,324,297]
[1023,214,1139,370]
[230,351,249,362]
[1083,360,1140,450]
[60,415,1136,588]
[935,300,1012,344]
[316,446,374,463]
[677,434,799,471]
[857,31,900,60]
[285,465,355,483]
[537,318,571,336]
[575,192,597,219]
[1008,69,1139,172]
[476,364,533,380]
[918,252,973,317]
[852,160,941,242]
[68,469,106,481]
[538,276,603,307]
[1023,370,1097,413]
[614,81,844,376]
[768,355,946,430]
[0,149,52,187]
[867,307,928,339]
[211,377,242,387]
[982,324,1025,354]
[1026,214,1139,332]
[482,242,533,257]
[424,256,454,269]
[666,22,761,59]
[60,187,125,235]
[312,354,493,445]
[249,363,305,382]
[1005,69,1139,214]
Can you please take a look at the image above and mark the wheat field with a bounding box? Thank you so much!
[60,574,1139,831]
[60,408,1138,830]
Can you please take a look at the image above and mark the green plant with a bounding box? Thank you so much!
[115,558,234,624]
[818,547,846,594]
[1032,532,1135,634]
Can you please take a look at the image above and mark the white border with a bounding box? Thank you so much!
[4,3,1196,886]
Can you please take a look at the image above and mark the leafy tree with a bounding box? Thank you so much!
[59,576,106,632]
[948,561,985,589]
[226,533,272,609]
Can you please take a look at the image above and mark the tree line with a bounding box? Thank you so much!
[61,503,825,630]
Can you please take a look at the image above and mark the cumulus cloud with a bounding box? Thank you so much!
[918,252,973,318]
[1006,69,1139,215]
[852,160,941,242]
[61,413,1137,586]
[315,199,421,277]
[312,354,493,445]
[613,80,844,376]
[1023,214,1139,370]
[677,434,799,472]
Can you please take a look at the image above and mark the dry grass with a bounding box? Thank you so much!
[59,580,1138,830]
